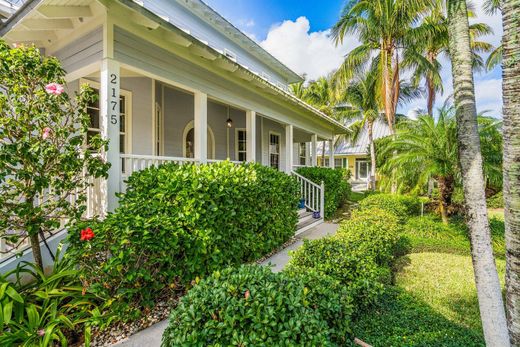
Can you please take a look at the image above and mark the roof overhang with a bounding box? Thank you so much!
[0,0,349,134]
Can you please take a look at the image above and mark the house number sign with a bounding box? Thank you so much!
[109,73,119,125]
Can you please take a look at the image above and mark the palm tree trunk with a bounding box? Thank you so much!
[502,0,520,344]
[447,0,510,345]
[426,51,437,117]
[437,175,454,225]
[368,120,376,191]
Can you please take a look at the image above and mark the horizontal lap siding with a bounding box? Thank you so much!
[53,27,103,74]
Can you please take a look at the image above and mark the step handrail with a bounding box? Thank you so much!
[291,170,325,216]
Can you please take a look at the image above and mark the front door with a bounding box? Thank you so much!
[356,159,370,180]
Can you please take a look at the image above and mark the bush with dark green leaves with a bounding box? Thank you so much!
[287,236,388,310]
[67,161,299,319]
[358,193,421,222]
[296,166,351,219]
[161,265,348,346]
[337,208,404,266]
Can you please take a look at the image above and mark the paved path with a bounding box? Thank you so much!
[113,222,338,347]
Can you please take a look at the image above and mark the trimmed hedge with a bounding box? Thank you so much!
[67,161,299,318]
[296,167,351,219]
[161,265,351,346]
[337,208,404,266]
[358,193,421,222]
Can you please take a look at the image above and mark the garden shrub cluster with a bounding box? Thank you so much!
[287,206,405,311]
[67,161,299,319]
[358,193,421,222]
[161,265,353,346]
[296,167,351,219]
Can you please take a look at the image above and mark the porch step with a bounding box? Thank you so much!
[296,218,323,236]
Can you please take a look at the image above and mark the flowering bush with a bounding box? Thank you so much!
[67,161,299,319]
[0,41,108,269]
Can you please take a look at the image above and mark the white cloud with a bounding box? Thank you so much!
[260,16,358,81]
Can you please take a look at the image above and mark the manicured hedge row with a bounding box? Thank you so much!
[287,207,404,311]
[296,167,351,219]
[67,161,299,317]
[161,265,353,346]
[358,193,421,222]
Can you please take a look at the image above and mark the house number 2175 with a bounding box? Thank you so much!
[110,73,119,125]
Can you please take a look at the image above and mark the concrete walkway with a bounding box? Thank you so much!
[113,222,338,347]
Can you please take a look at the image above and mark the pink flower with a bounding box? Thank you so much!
[45,83,64,95]
[42,127,51,140]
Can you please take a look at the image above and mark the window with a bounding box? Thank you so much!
[236,129,247,162]
[298,143,307,166]
[334,158,342,168]
[155,103,163,155]
[85,85,130,173]
[342,158,348,168]
[269,132,280,169]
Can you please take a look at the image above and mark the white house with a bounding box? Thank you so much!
[0,0,348,266]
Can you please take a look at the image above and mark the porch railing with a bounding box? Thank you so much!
[291,171,324,216]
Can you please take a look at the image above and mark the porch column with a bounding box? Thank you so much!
[329,138,335,168]
[100,58,120,213]
[285,124,293,173]
[246,110,256,162]
[194,91,208,163]
[311,134,318,167]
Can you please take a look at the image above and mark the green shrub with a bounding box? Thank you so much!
[0,246,108,347]
[296,167,351,219]
[337,208,403,266]
[287,237,387,309]
[358,193,421,222]
[67,161,299,319]
[487,191,504,209]
[161,265,340,346]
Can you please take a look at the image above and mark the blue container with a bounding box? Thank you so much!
[313,211,321,219]
[298,199,306,209]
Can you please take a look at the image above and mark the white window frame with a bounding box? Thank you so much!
[154,102,163,156]
[298,142,307,166]
[182,120,216,159]
[81,78,132,167]
[356,159,370,180]
[235,128,247,162]
[269,131,281,170]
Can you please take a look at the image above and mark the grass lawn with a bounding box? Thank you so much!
[349,208,507,346]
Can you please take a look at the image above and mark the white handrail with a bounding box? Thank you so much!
[291,170,325,216]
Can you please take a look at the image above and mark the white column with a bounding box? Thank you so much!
[246,110,256,162]
[194,91,208,163]
[285,124,293,173]
[100,58,120,213]
[311,134,318,167]
[329,138,335,168]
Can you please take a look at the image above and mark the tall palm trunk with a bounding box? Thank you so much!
[447,0,510,345]
[367,120,376,191]
[502,0,520,344]
[437,175,454,224]
[426,51,437,117]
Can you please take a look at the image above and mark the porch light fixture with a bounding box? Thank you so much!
[226,106,233,128]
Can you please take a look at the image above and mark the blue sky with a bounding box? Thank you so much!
[204,0,503,117]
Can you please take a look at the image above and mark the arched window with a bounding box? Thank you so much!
[182,120,215,159]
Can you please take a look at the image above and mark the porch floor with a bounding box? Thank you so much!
[111,222,339,347]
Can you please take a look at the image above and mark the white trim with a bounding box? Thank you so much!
[356,159,370,180]
[235,128,247,162]
[268,131,281,170]
[182,120,215,159]
[223,48,237,62]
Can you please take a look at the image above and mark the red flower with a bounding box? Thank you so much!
[80,227,94,241]
[244,290,250,300]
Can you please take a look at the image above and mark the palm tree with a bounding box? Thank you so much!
[501,0,520,343]
[341,68,382,190]
[382,109,458,223]
[331,0,429,134]
[446,0,510,345]
[406,2,494,116]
